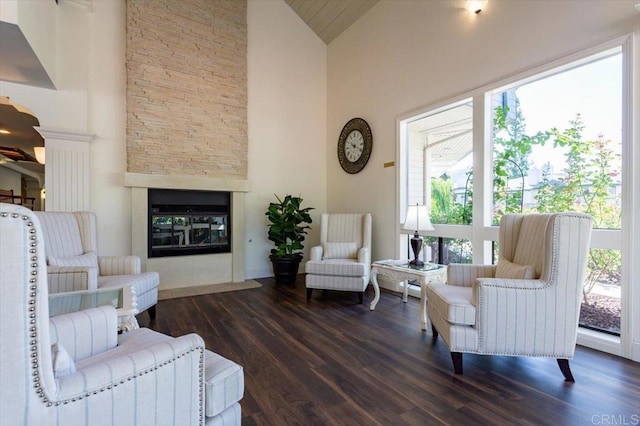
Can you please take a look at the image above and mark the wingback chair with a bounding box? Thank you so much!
[305,213,372,303]
[0,203,244,425]
[426,213,592,381]
[34,211,159,318]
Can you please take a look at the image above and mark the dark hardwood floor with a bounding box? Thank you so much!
[138,276,640,425]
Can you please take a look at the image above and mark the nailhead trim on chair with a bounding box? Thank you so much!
[475,213,589,358]
[2,210,205,421]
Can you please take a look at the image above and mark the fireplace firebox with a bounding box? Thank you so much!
[148,189,231,258]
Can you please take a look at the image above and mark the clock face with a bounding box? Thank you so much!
[337,118,372,174]
[344,130,364,162]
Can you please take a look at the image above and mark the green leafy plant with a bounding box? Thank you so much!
[266,194,313,258]
[493,107,621,304]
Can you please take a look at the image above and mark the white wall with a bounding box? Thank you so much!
[1,0,327,276]
[246,0,327,278]
[0,167,21,193]
[0,1,129,257]
[86,1,130,257]
[327,0,640,361]
[327,0,640,262]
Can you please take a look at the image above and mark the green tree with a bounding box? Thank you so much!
[429,101,621,304]
[493,103,549,223]
[487,102,622,305]
[430,176,456,224]
[534,122,621,301]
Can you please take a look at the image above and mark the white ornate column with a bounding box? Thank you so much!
[35,127,95,212]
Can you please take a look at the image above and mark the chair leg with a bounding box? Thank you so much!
[431,323,439,342]
[148,305,157,320]
[557,359,575,382]
[358,292,363,304]
[306,288,313,302]
[451,352,463,375]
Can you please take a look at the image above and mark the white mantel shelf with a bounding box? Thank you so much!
[124,172,250,192]
[125,172,249,290]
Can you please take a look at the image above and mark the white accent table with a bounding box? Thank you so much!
[370,260,446,330]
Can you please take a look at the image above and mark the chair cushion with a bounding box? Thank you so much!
[512,214,552,278]
[306,274,369,292]
[495,259,534,279]
[49,251,98,268]
[98,272,159,294]
[204,350,244,418]
[305,259,367,277]
[98,272,160,313]
[322,242,358,259]
[82,328,244,418]
[35,211,86,258]
[51,343,76,378]
[426,283,476,326]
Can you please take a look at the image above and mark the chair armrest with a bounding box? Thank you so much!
[472,278,575,355]
[47,266,98,293]
[49,306,118,362]
[447,263,496,287]
[473,277,548,306]
[358,247,370,268]
[310,245,323,261]
[54,334,206,405]
[476,277,548,291]
[98,255,141,275]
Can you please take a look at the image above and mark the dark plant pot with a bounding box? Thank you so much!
[269,254,302,284]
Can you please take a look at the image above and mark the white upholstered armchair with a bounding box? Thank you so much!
[0,203,244,425]
[426,213,592,381]
[35,211,159,318]
[305,213,372,303]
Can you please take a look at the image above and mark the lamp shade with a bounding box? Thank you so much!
[402,205,434,232]
[34,147,45,164]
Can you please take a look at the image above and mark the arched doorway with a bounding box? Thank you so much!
[0,96,45,210]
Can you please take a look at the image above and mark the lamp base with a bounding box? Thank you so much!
[409,234,424,267]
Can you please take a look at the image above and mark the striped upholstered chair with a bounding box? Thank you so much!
[0,203,244,425]
[426,213,592,381]
[34,211,159,319]
[305,213,372,303]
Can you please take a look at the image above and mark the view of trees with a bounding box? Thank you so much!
[429,99,622,308]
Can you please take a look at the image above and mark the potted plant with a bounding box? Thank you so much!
[266,194,313,283]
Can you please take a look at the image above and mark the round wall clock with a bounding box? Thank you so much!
[337,117,373,174]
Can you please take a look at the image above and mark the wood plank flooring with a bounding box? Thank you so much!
[137,276,640,425]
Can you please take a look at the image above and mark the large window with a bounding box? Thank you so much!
[490,52,622,335]
[399,40,634,354]
[402,101,474,265]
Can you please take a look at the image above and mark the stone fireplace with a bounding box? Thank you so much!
[125,173,248,291]
[124,1,249,292]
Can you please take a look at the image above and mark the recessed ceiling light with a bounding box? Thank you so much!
[466,0,488,14]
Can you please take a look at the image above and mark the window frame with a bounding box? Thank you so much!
[396,34,638,360]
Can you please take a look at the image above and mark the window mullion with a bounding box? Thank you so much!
[471,93,492,264]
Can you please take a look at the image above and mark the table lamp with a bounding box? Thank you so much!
[402,204,434,266]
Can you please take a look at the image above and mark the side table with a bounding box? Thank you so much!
[370,260,446,330]
[49,286,140,333]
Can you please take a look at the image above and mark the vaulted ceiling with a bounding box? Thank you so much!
[284,0,379,44]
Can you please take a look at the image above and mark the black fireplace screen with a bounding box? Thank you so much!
[148,189,230,258]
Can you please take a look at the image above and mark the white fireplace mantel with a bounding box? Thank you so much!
[124,172,250,290]
[124,172,250,193]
